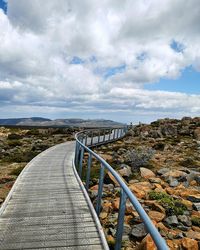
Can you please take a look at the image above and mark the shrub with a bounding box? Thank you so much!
[149,191,187,215]
[191,217,200,227]
[7,140,22,147]
[7,134,22,140]
[124,147,155,169]
[10,165,25,176]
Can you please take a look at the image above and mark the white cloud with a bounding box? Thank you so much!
[0,0,200,122]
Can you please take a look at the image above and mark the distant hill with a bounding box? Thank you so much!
[0,117,124,127]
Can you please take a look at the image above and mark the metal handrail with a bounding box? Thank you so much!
[74,127,168,250]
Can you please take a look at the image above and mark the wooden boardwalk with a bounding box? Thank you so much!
[0,142,106,250]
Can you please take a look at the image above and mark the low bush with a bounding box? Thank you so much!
[149,191,187,215]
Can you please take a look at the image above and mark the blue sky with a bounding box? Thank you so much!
[0,0,199,123]
[0,0,6,13]
[145,67,200,94]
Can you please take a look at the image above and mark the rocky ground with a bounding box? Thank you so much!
[86,117,200,249]
[0,126,76,205]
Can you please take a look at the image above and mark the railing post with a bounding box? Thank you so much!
[115,189,127,250]
[98,130,100,143]
[78,147,84,178]
[86,153,92,191]
[85,133,88,146]
[116,128,119,138]
[108,129,111,141]
[75,142,81,167]
[91,131,93,145]
[113,129,116,139]
[96,163,105,216]
[103,129,106,142]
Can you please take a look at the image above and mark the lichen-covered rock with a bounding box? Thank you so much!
[140,168,155,179]
[131,223,147,238]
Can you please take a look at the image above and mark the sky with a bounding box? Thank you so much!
[0,0,200,124]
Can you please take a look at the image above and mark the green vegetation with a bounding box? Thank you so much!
[4,151,38,163]
[149,191,187,215]
[7,140,22,147]
[10,165,25,176]
[191,217,200,227]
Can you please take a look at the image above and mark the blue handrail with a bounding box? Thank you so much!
[74,127,168,250]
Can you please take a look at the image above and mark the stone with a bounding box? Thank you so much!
[181,238,198,250]
[157,168,169,176]
[140,167,155,179]
[166,239,182,249]
[193,203,200,211]
[151,203,165,214]
[148,211,165,222]
[163,170,186,179]
[129,182,152,199]
[186,230,200,240]
[106,235,115,245]
[187,194,200,203]
[181,199,193,210]
[165,215,178,227]
[167,176,179,187]
[112,198,120,211]
[118,165,132,178]
[137,234,157,250]
[100,153,113,161]
[105,172,120,186]
[193,127,200,140]
[178,215,192,227]
[148,177,162,184]
[177,224,190,231]
[100,212,108,220]
[131,223,147,238]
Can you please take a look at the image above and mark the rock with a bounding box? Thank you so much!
[104,172,120,186]
[100,212,108,220]
[193,203,200,211]
[100,153,113,161]
[0,198,3,204]
[165,215,178,227]
[157,168,169,176]
[89,190,98,199]
[194,175,200,185]
[187,194,200,203]
[166,176,179,187]
[177,224,190,231]
[186,230,200,240]
[140,167,155,179]
[178,215,192,227]
[148,211,165,222]
[112,198,120,211]
[136,234,157,250]
[123,223,132,237]
[181,238,198,250]
[148,177,162,184]
[106,235,115,245]
[166,239,182,249]
[181,199,193,210]
[129,182,152,199]
[193,127,200,140]
[163,170,187,179]
[118,165,132,178]
[131,223,147,238]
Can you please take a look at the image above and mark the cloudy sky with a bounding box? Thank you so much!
[0,0,200,123]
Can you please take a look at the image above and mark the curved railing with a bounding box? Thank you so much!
[74,127,168,250]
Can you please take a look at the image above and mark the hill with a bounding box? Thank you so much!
[0,117,123,127]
